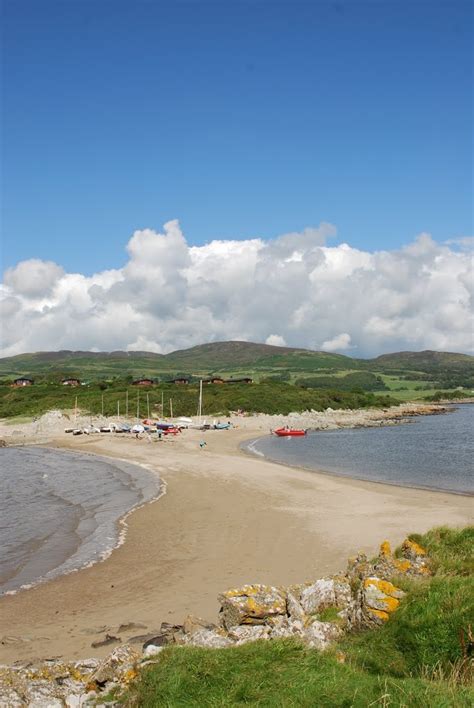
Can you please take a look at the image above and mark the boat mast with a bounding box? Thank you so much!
[198,379,203,423]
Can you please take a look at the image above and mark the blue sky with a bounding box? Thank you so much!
[2,0,472,275]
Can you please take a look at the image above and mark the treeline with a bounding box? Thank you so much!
[0,381,397,419]
[296,372,388,392]
[426,390,474,402]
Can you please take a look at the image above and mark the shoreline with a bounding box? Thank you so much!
[240,435,474,498]
[0,448,165,598]
[0,404,472,663]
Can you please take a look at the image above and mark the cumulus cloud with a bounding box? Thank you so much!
[1,221,473,358]
[4,259,64,298]
[321,333,352,352]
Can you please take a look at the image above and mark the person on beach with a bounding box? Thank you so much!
[199,440,207,449]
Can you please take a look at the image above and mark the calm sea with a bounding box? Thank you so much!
[0,447,162,595]
[245,404,474,495]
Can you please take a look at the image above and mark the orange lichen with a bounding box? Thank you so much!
[123,668,138,684]
[364,578,399,596]
[394,558,412,573]
[381,596,400,612]
[367,608,389,621]
[380,541,392,557]
[403,539,427,557]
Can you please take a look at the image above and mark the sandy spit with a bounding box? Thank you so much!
[0,406,472,663]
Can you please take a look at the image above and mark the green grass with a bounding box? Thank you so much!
[123,527,474,706]
[125,640,473,707]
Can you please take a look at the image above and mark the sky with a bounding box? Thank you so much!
[1,0,473,357]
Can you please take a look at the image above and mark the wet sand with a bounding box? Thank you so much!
[0,424,472,663]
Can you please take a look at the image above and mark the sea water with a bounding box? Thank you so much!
[0,447,162,595]
[245,404,474,495]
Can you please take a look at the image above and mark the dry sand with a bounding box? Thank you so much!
[0,414,472,663]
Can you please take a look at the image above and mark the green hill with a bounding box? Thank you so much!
[371,350,474,373]
[1,342,473,381]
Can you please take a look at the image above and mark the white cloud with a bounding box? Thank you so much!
[265,334,287,347]
[1,222,473,358]
[321,333,352,352]
[3,259,64,298]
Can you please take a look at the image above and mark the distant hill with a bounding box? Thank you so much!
[371,350,474,372]
[0,342,472,380]
[164,340,304,368]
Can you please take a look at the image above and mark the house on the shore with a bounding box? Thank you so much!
[171,377,190,385]
[227,377,253,384]
[12,377,34,387]
[203,377,225,385]
[132,378,155,386]
[61,378,81,387]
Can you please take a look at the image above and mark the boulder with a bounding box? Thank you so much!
[300,577,352,615]
[286,589,306,623]
[182,628,233,649]
[89,644,141,687]
[227,625,271,644]
[375,540,431,579]
[218,584,287,629]
[269,617,305,640]
[304,620,342,650]
[350,576,405,626]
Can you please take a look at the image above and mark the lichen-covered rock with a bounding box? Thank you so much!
[0,687,23,707]
[375,539,431,579]
[89,644,141,686]
[362,577,405,625]
[182,628,233,648]
[346,574,405,628]
[346,553,372,582]
[269,617,305,640]
[300,577,352,615]
[218,584,287,629]
[227,625,271,644]
[286,589,306,622]
[304,620,342,650]
[401,538,427,561]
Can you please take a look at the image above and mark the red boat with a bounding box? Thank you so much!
[273,427,307,437]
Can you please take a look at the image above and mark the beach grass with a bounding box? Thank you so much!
[124,527,474,707]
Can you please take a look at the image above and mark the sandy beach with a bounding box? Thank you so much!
[0,411,472,664]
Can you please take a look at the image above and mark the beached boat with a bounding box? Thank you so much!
[272,427,307,437]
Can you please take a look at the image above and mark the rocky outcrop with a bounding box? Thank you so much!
[0,536,432,706]
[218,584,287,629]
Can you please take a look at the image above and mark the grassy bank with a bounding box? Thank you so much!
[124,527,473,707]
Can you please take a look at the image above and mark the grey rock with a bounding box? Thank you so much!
[286,590,306,622]
[227,625,271,644]
[182,629,233,649]
[300,577,351,615]
[304,620,342,650]
[90,644,140,686]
